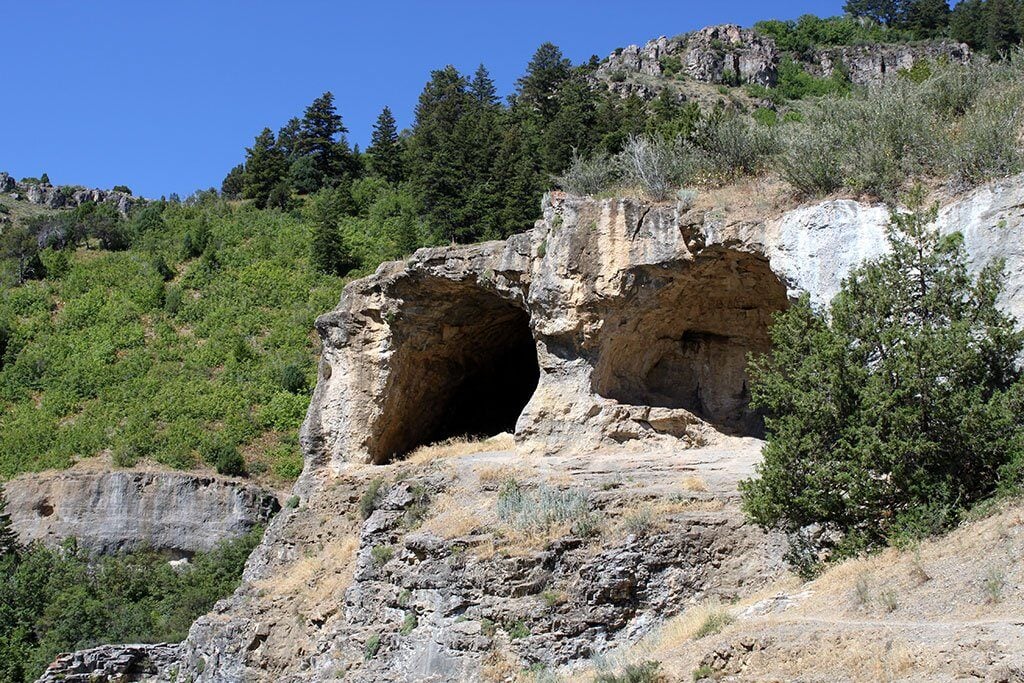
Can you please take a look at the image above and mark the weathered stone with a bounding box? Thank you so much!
[37,643,181,682]
[3,469,279,556]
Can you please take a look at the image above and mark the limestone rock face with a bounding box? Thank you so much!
[303,175,1024,471]
[38,643,181,683]
[810,39,973,86]
[3,470,280,556]
[0,171,137,216]
[594,25,973,99]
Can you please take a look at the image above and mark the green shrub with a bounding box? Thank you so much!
[285,495,300,509]
[359,477,387,519]
[399,611,418,635]
[496,479,591,533]
[370,544,394,567]
[202,441,245,477]
[363,633,381,659]
[742,194,1024,562]
[693,610,735,639]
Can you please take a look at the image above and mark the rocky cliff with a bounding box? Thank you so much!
[4,469,280,556]
[0,171,137,216]
[595,24,972,100]
[146,174,1024,682]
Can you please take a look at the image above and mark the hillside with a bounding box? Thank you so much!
[3,4,1024,682]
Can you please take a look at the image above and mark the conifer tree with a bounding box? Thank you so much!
[986,0,1022,55]
[243,128,288,209]
[367,106,404,183]
[541,75,599,174]
[406,66,474,242]
[906,0,950,37]
[308,187,358,276]
[742,191,1024,560]
[0,486,19,558]
[297,92,350,191]
[516,43,572,125]
[276,117,303,161]
[220,163,246,199]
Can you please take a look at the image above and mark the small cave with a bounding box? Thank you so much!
[34,500,55,517]
[369,277,540,463]
[591,251,789,437]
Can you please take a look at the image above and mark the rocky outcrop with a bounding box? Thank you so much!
[0,171,137,215]
[95,174,1024,682]
[301,175,1024,470]
[594,24,972,99]
[38,643,181,682]
[3,470,280,556]
[810,39,972,85]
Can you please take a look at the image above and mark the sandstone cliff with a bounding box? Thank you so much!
[4,469,280,556]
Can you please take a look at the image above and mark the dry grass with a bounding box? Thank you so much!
[417,491,494,539]
[403,432,514,465]
[681,475,708,492]
[254,534,359,606]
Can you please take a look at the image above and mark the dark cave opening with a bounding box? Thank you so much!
[591,251,789,437]
[369,279,539,463]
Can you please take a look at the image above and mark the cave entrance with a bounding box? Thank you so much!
[369,277,539,463]
[591,251,789,437]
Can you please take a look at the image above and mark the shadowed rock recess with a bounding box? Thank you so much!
[64,176,1024,681]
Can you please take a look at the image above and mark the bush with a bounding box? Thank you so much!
[742,194,1024,561]
[616,134,696,200]
[496,479,591,532]
[556,150,619,196]
[595,661,663,683]
[693,609,735,639]
[202,441,246,477]
[359,477,387,519]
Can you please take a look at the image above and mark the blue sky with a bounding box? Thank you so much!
[1,1,844,198]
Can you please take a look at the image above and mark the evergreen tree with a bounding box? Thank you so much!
[460,65,505,240]
[844,0,909,25]
[367,106,404,183]
[308,187,358,276]
[220,163,246,199]
[243,128,288,209]
[986,0,1022,55]
[491,115,544,239]
[742,191,1024,561]
[516,43,573,125]
[906,0,951,37]
[541,75,599,174]
[0,486,19,557]
[276,117,303,160]
[40,172,50,185]
[950,0,988,48]
[406,66,474,242]
[297,92,350,191]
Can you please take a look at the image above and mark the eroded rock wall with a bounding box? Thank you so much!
[3,470,280,556]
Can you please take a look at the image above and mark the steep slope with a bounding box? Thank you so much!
[146,174,1024,682]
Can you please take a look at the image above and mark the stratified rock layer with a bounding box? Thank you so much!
[4,469,280,556]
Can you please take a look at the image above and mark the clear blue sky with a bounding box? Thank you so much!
[1,1,844,198]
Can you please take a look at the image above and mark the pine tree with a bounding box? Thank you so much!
[276,117,303,160]
[950,0,987,47]
[906,0,950,37]
[986,0,1022,55]
[406,66,474,242]
[220,163,246,199]
[516,43,572,125]
[367,107,404,183]
[742,191,1024,560]
[0,486,19,558]
[308,187,358,276]
[491,115,544,239]
[460,65,505,240]
[297,92,350,191]
[243,128,288,209]
[541,75,599,174]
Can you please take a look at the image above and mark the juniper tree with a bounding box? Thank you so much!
[742,190,1024,562]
